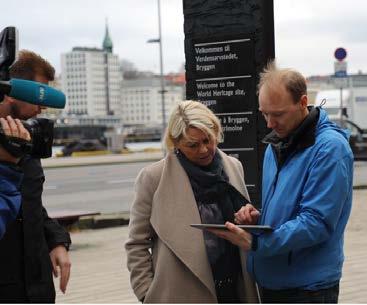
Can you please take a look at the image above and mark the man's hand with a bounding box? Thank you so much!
[234,203,260,225]
[0,116,31,163]
[50,245,71,294]
[207,221,252,251]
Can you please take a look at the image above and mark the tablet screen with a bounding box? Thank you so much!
[190,223,273,233]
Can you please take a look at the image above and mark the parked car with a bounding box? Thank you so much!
[333,119,367,161]
[61,139,107,156]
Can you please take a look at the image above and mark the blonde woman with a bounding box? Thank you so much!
[125,101,258,303]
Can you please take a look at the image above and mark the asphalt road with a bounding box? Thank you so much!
[43,162,152,214]
[42,160,367,215]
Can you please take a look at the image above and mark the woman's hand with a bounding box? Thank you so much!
[234,203,260,225]
[207,221,252,251]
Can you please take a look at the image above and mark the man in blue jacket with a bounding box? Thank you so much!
[0,116,31,239]
[211,63,353,303]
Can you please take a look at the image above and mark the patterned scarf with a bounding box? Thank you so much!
[176,149,248,282]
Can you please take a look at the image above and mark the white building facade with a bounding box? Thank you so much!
[121,78,184,126]
[61,48,121,116]
[61,24,122,117]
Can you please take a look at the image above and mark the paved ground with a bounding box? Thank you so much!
[54,226,136,303]
[42,151,164,169]
[55,189,367,303]
[339,189,367,303]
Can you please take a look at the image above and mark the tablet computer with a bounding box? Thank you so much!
[190,223,273,233]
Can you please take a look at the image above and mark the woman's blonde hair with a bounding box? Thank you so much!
[164,100,223,151]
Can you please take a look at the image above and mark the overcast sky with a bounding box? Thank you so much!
[2,0,367,77]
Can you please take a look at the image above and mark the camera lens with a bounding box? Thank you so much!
[20,118,54,158]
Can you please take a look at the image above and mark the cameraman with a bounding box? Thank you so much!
[0,116,31,239]
[0,50,71,303]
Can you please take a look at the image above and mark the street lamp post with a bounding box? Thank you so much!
[147,0,166,138]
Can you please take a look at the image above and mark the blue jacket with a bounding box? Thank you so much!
[0,163,23,239]
[247,108,353,290]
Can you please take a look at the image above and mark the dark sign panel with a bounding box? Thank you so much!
[190,38,255,78]
[187,35,258,191]
[217,111,258,188]
[195,76,256,112]
[217,111,257,149]
[184,0,274,206]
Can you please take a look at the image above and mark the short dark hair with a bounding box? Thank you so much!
[258,61,307,103]
[9,50,55,81]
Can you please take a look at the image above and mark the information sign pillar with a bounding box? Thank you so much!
[183,0,275,207]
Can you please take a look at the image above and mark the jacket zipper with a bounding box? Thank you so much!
[261,147,299,224]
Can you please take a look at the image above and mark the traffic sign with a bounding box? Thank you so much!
[334,61,347,78]
[334,48,347,61]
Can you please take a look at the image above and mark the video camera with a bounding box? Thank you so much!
[0,26,66,158]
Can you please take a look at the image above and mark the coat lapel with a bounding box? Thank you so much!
[220,151,259,302]
[150,153,216,298]
[219,150,249,200]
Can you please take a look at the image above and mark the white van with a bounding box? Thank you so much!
[315,88,367,160]
[315,88,367,130]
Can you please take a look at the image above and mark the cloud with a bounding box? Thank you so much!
[2,0,184,74]
[2,0,367,76]
[274,0,367,75]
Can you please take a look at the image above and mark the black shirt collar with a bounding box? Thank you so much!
[263,106,320,167]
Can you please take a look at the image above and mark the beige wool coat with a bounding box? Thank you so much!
[125,150,259,303]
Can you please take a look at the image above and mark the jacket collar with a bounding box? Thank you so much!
[263,106,320,167]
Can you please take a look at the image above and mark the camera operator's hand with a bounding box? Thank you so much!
[50,245,71,294]
[0,116,31,164]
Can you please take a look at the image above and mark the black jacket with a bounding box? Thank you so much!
[0,156,71,303]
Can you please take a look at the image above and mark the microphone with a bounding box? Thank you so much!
[0,78,66,109]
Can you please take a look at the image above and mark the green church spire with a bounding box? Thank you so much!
[103,19,113,53]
